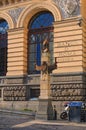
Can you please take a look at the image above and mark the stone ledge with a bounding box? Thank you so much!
[0,109,35,117]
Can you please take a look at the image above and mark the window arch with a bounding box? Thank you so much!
[0,19,8,76]
[28,11,54,74]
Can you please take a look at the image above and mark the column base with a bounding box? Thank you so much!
[35,98,53,120]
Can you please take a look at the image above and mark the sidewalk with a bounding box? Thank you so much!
[12,119,86,129]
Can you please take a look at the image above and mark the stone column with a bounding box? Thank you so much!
[36,39,54,120]
[39,52,51,99]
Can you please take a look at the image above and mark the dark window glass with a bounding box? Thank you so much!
[0,20,8,34]
[30,12,54,29]
[30,88,40,98]
[0,20,8,76]
[28,11,54,74]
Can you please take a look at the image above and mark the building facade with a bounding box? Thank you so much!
[0,0,86,111]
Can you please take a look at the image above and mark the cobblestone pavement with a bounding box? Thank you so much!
[0,112,34,130]
[0,112,86,130]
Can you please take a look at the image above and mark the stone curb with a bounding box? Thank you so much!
[0,109,35,116]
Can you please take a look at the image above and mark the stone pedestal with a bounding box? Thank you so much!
[36,99,53,120]
[36,71,54,120]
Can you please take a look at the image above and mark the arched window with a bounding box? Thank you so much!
[28,11,54,74]
[0,19,8,76]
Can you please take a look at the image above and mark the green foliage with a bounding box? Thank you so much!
[23,108,33,112]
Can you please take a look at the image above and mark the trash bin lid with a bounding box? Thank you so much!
[69,102,82,107]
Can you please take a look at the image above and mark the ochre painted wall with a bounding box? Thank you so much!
[7,28,28,76]
[81,0,86,72]
[53,18,83,73]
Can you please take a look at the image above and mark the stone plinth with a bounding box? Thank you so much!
[36,99,53,120]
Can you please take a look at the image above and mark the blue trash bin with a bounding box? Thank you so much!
[69,102,83,122]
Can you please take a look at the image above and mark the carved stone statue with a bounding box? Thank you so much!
[34,61,48,74]
[42,39,49,53]
[35,39,57,74]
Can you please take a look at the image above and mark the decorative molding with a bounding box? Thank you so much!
[7,7,25,23]
[51,73,86,101]
[1,72,86,101]
[51,83,85,101]
[53,0,80,18]
[3,86,26,101]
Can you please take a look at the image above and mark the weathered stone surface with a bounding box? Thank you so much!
[36,99,53,120]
